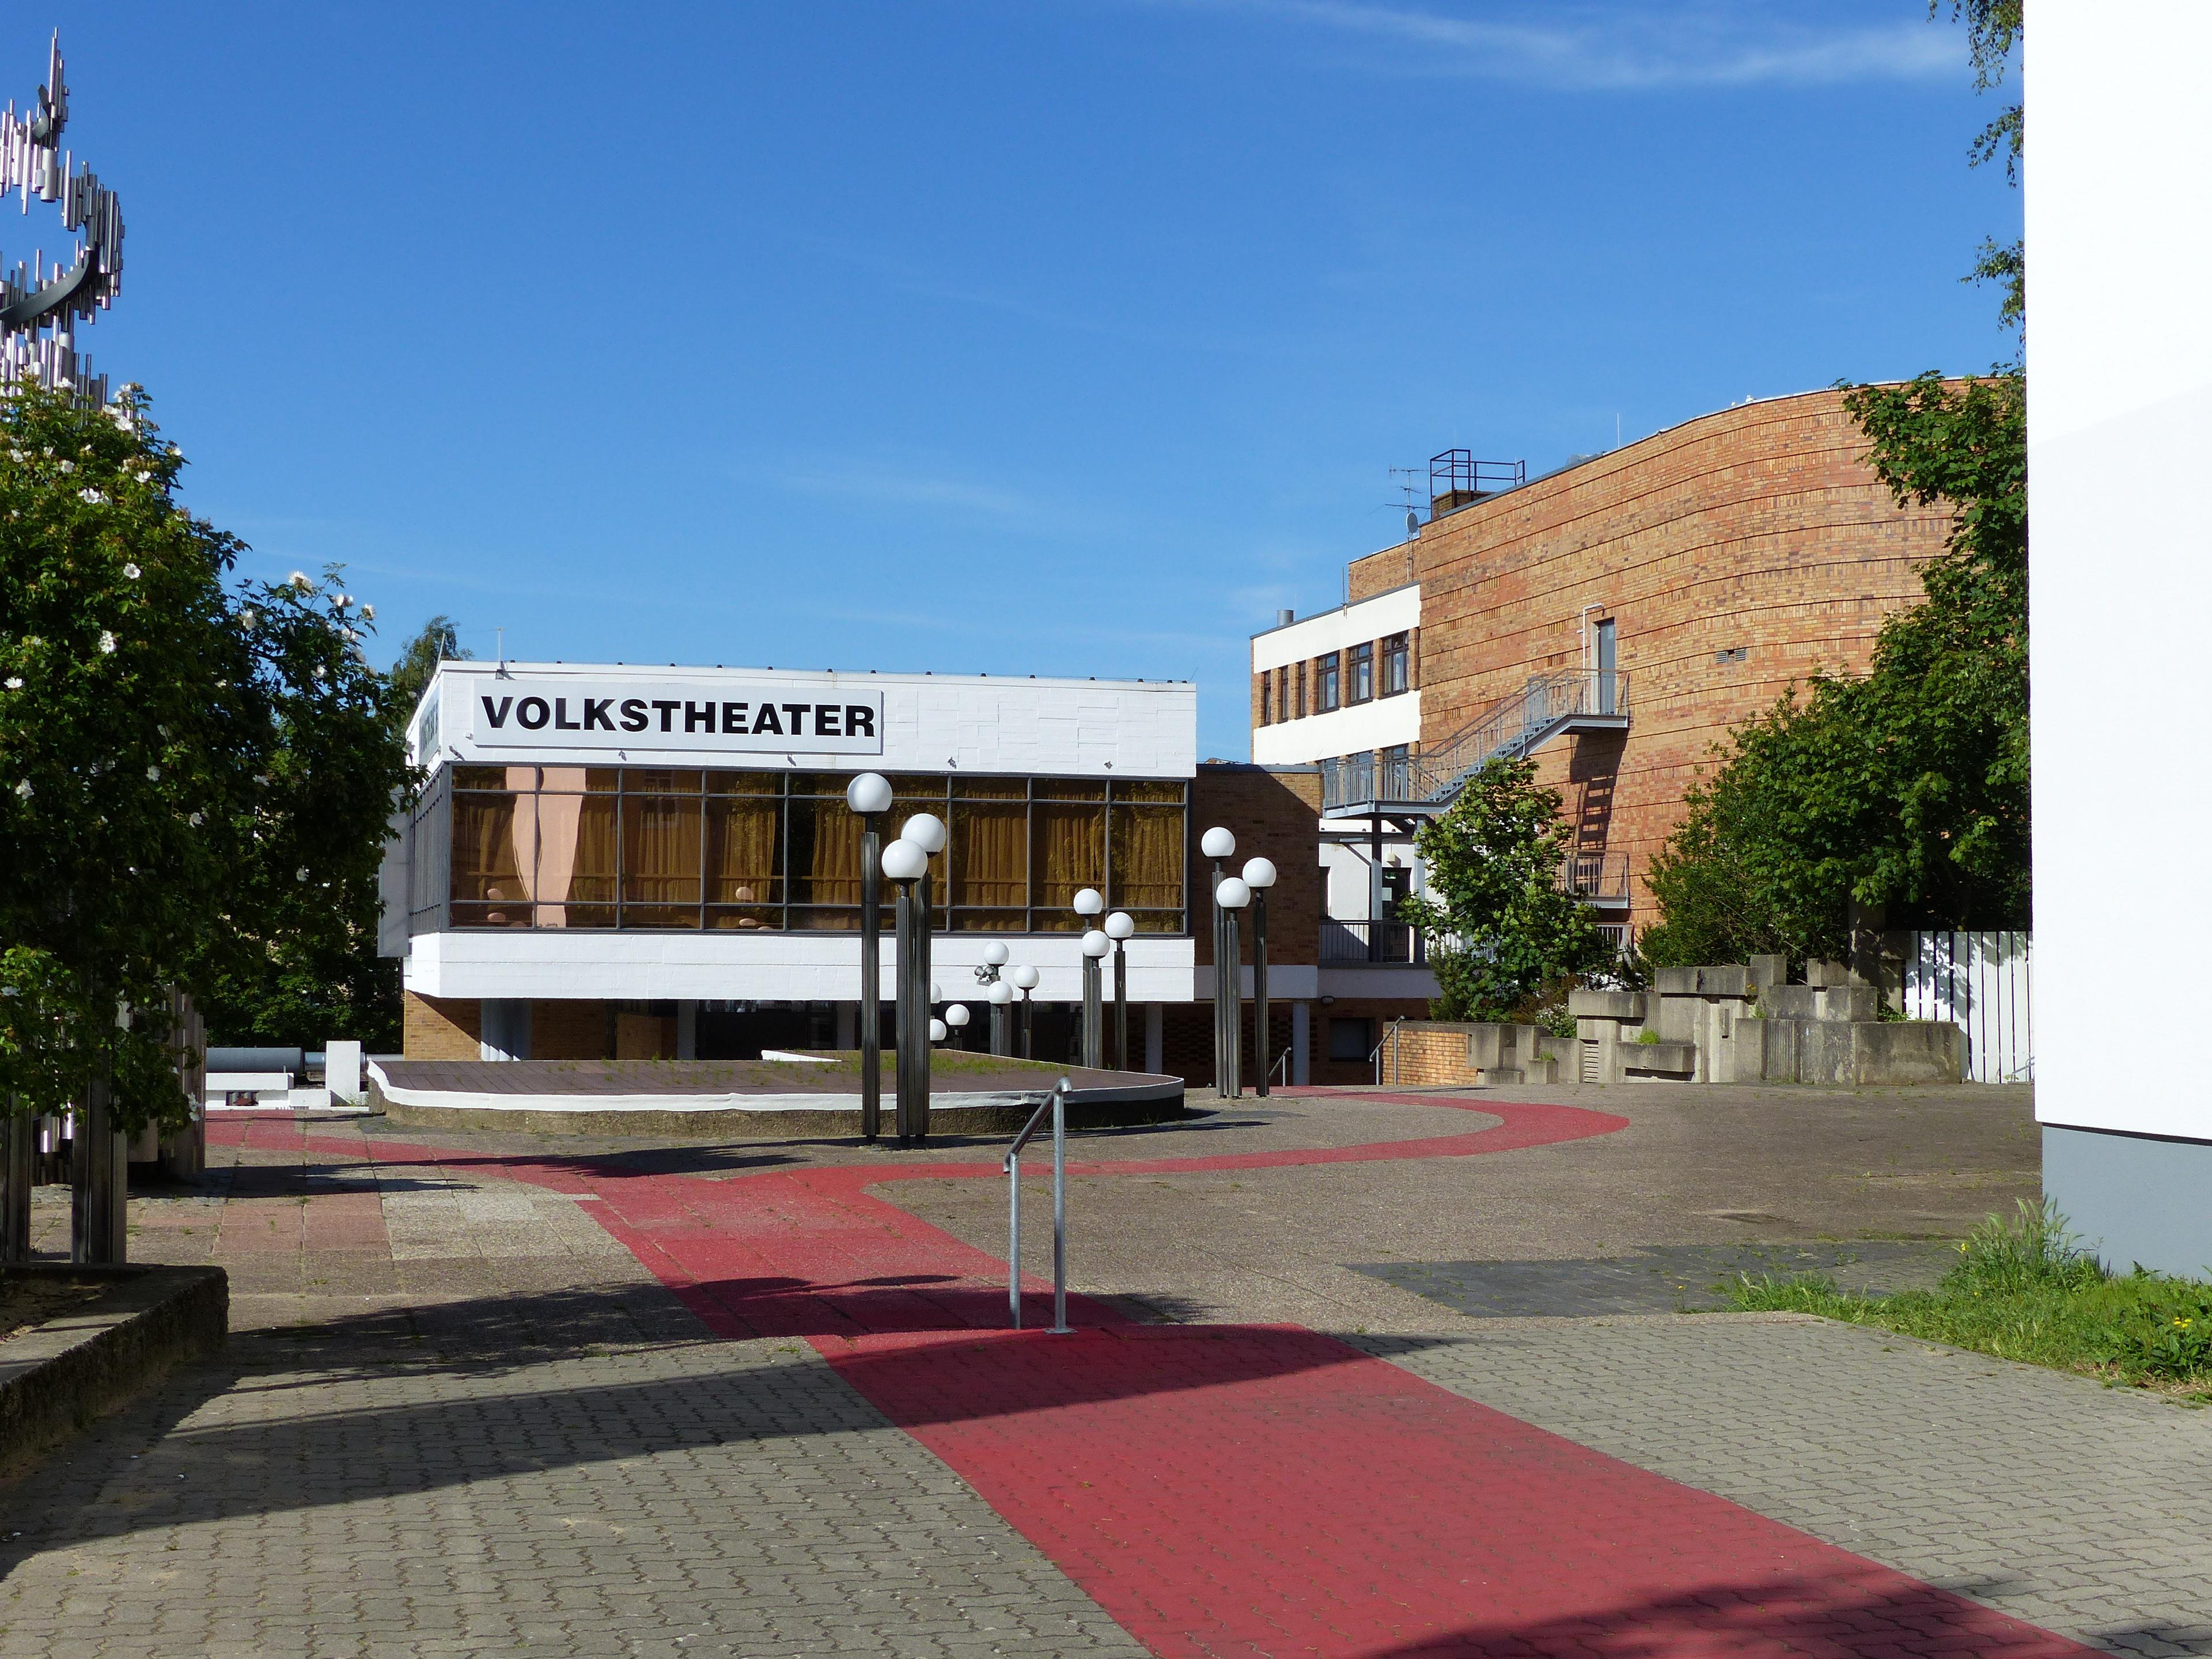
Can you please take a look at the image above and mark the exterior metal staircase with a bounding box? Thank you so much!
[1320,667,1630,817]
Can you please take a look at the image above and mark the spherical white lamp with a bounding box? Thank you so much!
[931,983,944,1002]
[1080,929,1112,959]
[1200,826,1236,859]
[1010,965,1040,991]
[846,772,893,815]
[1073,887,1104,916]
[1104,911,1135,941]
[945,1003,971,1029]
[982,941,1010,966]
[929,1018,948,1043]
[1215,876,1252,910]
[987,980,1014,1006]
[1241,857,1278,890]
[879,839,927,881]
[902,812,948,854]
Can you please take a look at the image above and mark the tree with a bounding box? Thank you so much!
[1642,372,2028,968]
[1937,0,2024,338]
[0,384,406,1131]
[1400,756,1614,1024]
[388,614,468,737]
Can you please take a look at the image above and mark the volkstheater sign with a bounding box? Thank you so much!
[463,677,885,755]
[414,662,1199,778]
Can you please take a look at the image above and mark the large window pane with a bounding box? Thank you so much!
[706,797,782,907]
[1036,778,1106,801]
[534,794,616,927]
[789,798,864,906]
[952,803,1026,909]
[1112,779,1185,802]
[452,791,529,926]
[1032,803,1105,918]
[1110,805,1184,911]
[621,796,702,908]
[952,776,1027,799]
[707,771,784,796]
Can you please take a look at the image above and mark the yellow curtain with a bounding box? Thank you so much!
[1032,804,1104,914]
[952,804,1026,908]
[707,798,781,903]
[622,796,702,904]
[794,800,863,906]
[451,794,521,904]
[1111,804,1184,913]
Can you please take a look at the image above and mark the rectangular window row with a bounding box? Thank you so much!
[1257,631,1411,725]
[430,768,1188,935]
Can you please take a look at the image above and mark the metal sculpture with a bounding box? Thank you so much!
[0,37,124,402]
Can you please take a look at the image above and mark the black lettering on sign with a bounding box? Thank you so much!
[480,696,513,729]
[782,702,809,736]
[620,699,648,732]
[583,698,613,731]
[722,702,749,734]
[815,704,840,737]
[752,703,782,736]
[684,701,716,733]
[554,698,581,731]
[652,699,680,733]
[846,704,875,738]
[517,697,551,730]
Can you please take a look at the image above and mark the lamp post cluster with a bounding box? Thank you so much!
[847,777,1276,1135]
[1200,826,1278,1100]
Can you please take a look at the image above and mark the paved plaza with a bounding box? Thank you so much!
[3,1084,2207,1657]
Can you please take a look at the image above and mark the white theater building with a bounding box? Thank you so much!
[380,662,1200,1069]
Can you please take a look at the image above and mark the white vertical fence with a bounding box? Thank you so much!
[1902,931,2033,1084]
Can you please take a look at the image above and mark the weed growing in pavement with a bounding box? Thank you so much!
[1725,1199,2212,1399]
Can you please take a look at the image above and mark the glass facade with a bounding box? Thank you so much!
[428,767,1188,935]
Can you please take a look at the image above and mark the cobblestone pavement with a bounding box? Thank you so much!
[2,1085,2203,1656]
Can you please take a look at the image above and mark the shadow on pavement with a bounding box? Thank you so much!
[1358,1561,2095,1656]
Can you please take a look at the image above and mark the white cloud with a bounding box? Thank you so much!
[1166,1,1961,90]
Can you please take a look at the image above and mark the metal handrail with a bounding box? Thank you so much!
[1369,1017,1408,1085]
[1320,668,1630,812]
[1005,1077,1072,1334]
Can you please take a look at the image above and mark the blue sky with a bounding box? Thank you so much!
[31,2,2016,760]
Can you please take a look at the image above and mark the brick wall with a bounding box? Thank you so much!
[1339,389,1953,922]
[532,1000,612,1060]
[1191,764,1324,967]
[1380,1024,1483,1088]
[404,992,480,1060]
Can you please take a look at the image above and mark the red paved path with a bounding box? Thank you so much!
[209,1097,2095,1657]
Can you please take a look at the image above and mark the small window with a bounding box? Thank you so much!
[1715,646,1748,664]
[1317,652,1341,713]
[1348,642,1373,704]
[1382,632,1410,696]
[1260,672,1273,725]
[1293,661,1306,718]
[1328,1017,1375,1062]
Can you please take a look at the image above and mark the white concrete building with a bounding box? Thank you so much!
[2029,4,2212,1272]
[381,662,1202,1067]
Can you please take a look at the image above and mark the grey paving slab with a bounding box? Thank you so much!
[1351,1315,2212,1657]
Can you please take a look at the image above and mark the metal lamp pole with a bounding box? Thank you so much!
[1010,965,1040,1058]
[1079,930,1109,1068]
[1200,828,1236,1094]
[1242,859,1278,1096]
[1104,911,1135,1071]
[977,942,1010,1055]
[846,774,893,1141]
[1215,875,1252,1099]
[1072,888,1104,1069]
[902,814,948,1141]
[987,979,1014,1055]
[881,837,929,1143]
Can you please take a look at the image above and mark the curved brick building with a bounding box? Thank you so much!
[1253,387,1956,940]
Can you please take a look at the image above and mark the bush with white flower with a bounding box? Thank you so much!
[0,382,408,1132]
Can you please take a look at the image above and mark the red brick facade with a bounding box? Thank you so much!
[1331,389,1953,922]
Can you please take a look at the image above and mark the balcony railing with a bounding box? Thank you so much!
[1562,850,1630,902]
[1321,919,1429,964]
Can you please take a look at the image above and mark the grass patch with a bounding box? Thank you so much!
[1724,1199,2212,1399]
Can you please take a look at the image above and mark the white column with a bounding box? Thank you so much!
[1291,1002,1311,1085]
[676,1000,698,1061]
[1144,1002,1164,1074]
[325,1040,363,1104]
